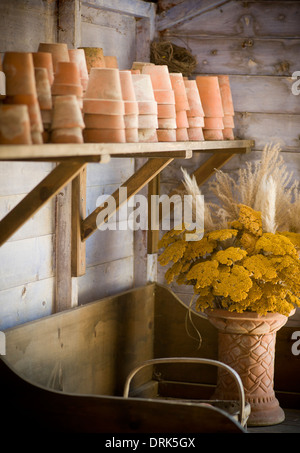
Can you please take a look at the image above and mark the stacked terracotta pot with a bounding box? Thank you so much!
[51,61,83,108]
[83,68,126,143]
[170,73,190,141]
[196,76,224,140]
[0,104,32,144]
[218,75,235,140]
[131,73,158,143]
[51,94,85,143]
[68,49,89,94]
[142,65,176,142]
[38,43,69,74]
[120,70,139,143]
[104,55,118,69]
[184,79,204,141]
[3,52,44,144]
[32,52,54,142]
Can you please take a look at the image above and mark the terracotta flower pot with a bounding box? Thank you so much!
[85,68,123,101]
[52,95,85,129]
[3,52,36,96]
[187,127,204,141]
[138,128,158,143]
[188,116,204,128]
[204,117,224,129]
[176,127,189,141]
[138,114,158,129]
[223,115,235,128]
[38,43,69,72]
[68,49,89,91]
[157,103,176,119]
[125,128,139,143]
[34,67,52,110]
[124,114,139,129]
[176,110,189,128]
[83,128,126,143]
[218,75,234,116]
[83,99,124,115]
[169,73,189,112]
[142,64,172,91]
[84,113,125,129]
[131,62,154,71]
[5,93,44,136]
[196,76,224,118]
[206,309,292,426]
[52,61,81,86]
[131,73,156,101]
[51,85,83,97]
[154,90,175,105]
[223,128,235,140]
[51,127,83,144]
[79,47,106,73]
[0,104,32,144]
[184,79,204,117]
[136,100,157,115]
[104,56,118,68]
[158,117,177,129]
[156,128,176,142]
[32,52,54,85]
[119,70,139,115]
[203,129,223,140]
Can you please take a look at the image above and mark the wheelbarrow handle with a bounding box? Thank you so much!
[123,357,246,427]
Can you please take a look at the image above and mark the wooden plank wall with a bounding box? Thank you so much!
[0,0,155,329]
[156,0,300,325]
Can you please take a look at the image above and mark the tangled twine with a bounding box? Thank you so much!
[150,41,197,77]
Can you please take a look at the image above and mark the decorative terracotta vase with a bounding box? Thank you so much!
[206,309,292,426]
[32,52,54,85]
[68,49,89,92]
[104,55,118,68]
[79,47,106,73]
[38,43,69,72]
[0,104,32,144]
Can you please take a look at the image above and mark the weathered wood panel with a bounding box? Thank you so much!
[0,278,55,330]
[78,256,134,304]
[0,0,57,52]
[160,1,300,38]
[170,36,300,76]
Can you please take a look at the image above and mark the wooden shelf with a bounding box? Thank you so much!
[0,139,254,311]
[0,139,254,161]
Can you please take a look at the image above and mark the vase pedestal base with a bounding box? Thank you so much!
[247,397,285,426]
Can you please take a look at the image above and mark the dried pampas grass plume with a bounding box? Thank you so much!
[181,142,300,234]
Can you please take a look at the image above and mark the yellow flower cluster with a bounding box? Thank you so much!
[158,205,300,316]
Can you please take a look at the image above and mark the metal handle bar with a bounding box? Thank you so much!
[123,357,246,426]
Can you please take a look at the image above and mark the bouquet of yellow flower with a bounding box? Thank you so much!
[158,144,300,316]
